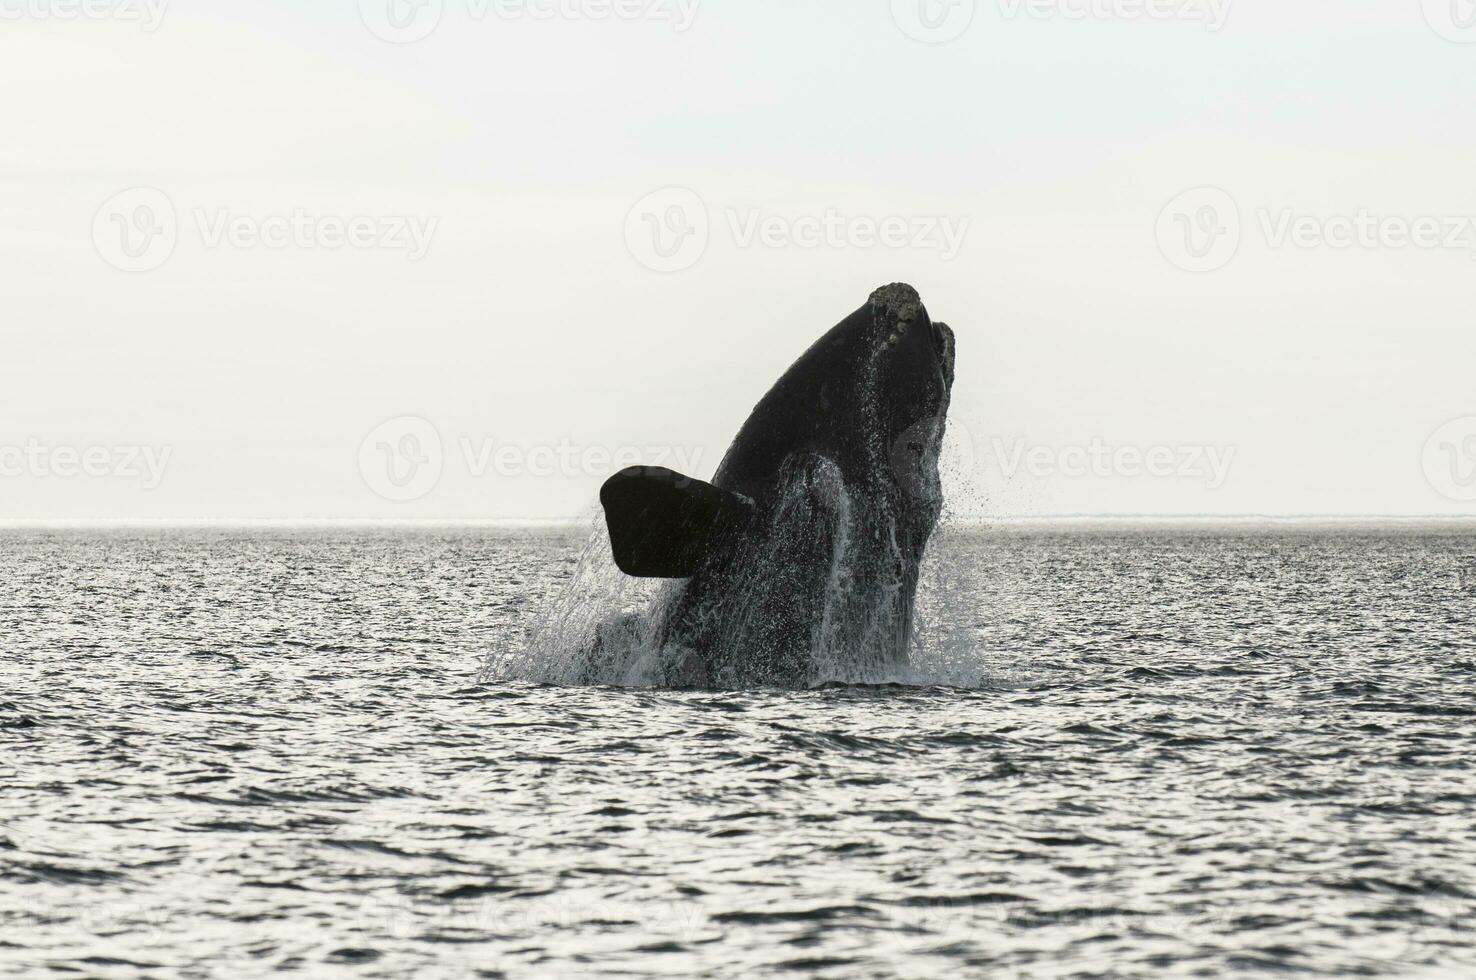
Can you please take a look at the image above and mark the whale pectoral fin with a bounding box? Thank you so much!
[600,466,754,578]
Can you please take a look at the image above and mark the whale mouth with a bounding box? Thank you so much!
[931,321,956,382]
[864,287,953,503]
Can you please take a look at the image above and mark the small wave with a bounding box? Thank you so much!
[712,905,883,926]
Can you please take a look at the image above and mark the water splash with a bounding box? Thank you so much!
[482,513,666,686]
[906,522,1013,689]
[485,436,1002,690]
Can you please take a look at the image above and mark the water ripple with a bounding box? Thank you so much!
[1,526,1474,977]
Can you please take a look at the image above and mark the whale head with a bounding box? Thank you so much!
[711,282,955,521]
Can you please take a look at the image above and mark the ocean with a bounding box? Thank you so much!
[4,524,1474,977]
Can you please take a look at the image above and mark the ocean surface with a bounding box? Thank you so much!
[4,524,1475,978]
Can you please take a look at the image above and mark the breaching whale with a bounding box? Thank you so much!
[595,283,956,688]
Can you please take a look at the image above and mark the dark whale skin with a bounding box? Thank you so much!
[606,283,955,688]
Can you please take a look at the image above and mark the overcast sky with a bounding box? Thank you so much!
[3,0,1475,521]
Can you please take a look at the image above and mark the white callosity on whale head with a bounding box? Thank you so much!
[870,282,925,328]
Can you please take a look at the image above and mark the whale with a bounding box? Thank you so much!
[593,283,956,688]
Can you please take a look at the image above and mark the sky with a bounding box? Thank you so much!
[2,0,1475,521]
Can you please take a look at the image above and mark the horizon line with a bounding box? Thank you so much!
[2,514,1474,529]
